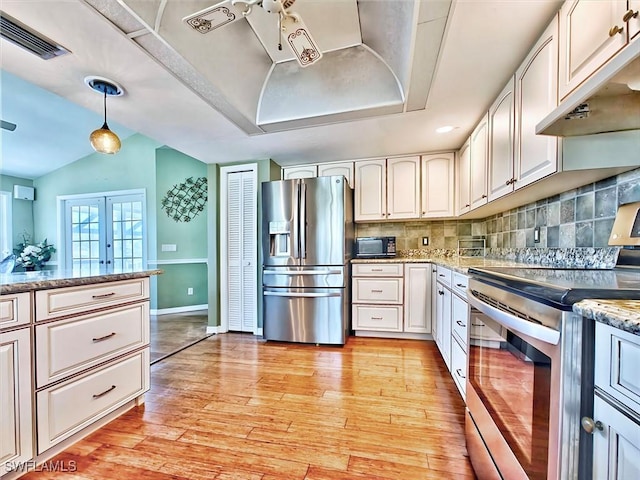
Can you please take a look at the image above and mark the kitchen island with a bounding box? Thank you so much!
[0,268,160,480]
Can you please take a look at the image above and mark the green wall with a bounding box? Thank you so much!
[155,147,208,309]
[207,159,280,329]
[0,175,34,250]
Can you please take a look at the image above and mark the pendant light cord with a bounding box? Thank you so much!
[102,89,109,129]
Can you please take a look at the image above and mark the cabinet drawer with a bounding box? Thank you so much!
[36,349,149,453]
[352,263,403,277]
[0,292,31,329]
[436,266,451,287]
[452,293,469,349]
[452,272,469,299]
[35,302,149,387]
[451,336,467,399]
[353,278,403,304]
[353,305,402,331]
[595,322,640,413]
[36,278,149,321]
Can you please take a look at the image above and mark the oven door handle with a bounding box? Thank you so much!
[466,289,561,345]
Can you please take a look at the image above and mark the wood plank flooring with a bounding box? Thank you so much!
[22,334,475,479]
[150,310,210,363]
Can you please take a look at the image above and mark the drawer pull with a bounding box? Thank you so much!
[92,292,116,299]
[623,9,638,22]
[371,316,383,320]
[438,290,444,296]
[456,320,466,327]
[371,289,383,293]
[455,369,466,379]
[609,25,624,36]
[438,274,445,277]
[455,283,467,288]
[371,268,383,272]
[92,384,116,399]
[471,322,485,327]
[92,332,116,343]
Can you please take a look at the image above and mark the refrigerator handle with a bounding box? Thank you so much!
[300,182,307,259]
[292,181,300,259]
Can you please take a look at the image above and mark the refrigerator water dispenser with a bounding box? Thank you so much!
[269,221,291,257]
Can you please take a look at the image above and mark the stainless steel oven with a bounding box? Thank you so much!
[466,275,585,480]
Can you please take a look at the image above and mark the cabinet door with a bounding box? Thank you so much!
[559,0,629,99]
[436,283,451,370]
[354,159,386,221]
[318,162,354,188]
[470,114,489,210]
[282,165,317,180]
[515,15,559,190]
[451,336,467,399]
[430,267,438,339]
[421,153,455,218]
[592,395,640,480]
[630,1,640,40]
[403,263,432,333]
[488,77,515,202]
[457,140,471,215]
[0,328,33,470]
[387,156,420,220]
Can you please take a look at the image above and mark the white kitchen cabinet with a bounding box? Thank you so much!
[386,156,421,220]
[430,266,438,340]
[0,293,30,329]
[421,153,455,218]
[488,77,516,202]
[317,161,354,188]
[470,114,489,210]
[354,159,387,221]
[451,335,467,398]
[515,15,559,190]
[282,165,317,180]
[591,322,640,479]
[0,327,33,472]
[403,263,432,334]
[435,274,452,369]
[352,262,403,333]
[558,0,630,100]
[457,140,471,215]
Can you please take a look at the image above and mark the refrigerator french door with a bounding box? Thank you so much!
[261,176,353,345]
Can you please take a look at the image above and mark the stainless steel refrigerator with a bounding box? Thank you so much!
[261,175,354,345]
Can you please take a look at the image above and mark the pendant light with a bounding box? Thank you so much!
[85,76,124,154]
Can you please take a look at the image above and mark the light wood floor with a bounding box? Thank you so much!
[23,334,475,479]
[149,310,210,363]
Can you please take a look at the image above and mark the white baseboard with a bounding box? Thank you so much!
[206,326,218,334]
[150,304,208,316]
[354,331,434,341]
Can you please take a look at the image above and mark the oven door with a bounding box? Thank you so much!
[466,291,564,480]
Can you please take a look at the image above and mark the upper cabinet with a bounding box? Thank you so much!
[387,157,421,220]
[558,0,631,99]
[354,159,387,221]
[457,141,471,216]
[515,15,559,189]
[488,77,516,202]
[318,162,355,188]
[282,165,317,180]
[470,114,489,210]
[421,153,455,218]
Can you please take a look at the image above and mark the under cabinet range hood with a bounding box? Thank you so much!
[537,41,640,137]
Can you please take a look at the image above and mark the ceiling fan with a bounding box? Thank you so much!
[183,0,323,68]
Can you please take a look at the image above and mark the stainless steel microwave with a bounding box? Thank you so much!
[354,236,396,258]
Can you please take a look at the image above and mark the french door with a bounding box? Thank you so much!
[63,192,145,273]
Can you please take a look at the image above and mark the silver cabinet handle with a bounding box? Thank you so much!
[92,332,116,343]
[455,369,466,379]
[371,289,383,293]
[371,268,383,272]
[371,316,383,320]
[456,283,467,288]
[456,320,466,327]
[92,385,116,399]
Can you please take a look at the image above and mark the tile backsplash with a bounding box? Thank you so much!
[356,167,640,252]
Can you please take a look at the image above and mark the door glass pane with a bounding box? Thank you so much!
[69,203,102,275]
[110,200,144,271]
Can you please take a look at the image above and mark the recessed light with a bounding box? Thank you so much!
[436,125,455,134]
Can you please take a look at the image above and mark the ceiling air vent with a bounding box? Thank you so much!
[0,11,69,59]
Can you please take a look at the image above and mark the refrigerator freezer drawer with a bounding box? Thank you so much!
[263,287,348,344]
[262,266,346,288]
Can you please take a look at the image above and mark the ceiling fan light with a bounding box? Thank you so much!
[90,123,121,154]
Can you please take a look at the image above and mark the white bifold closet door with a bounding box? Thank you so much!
[223,167,257,333]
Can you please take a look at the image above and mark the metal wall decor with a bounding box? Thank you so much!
[161,176,208,222]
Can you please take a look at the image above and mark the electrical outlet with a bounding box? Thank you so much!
[187,287,193,295]
[422,236,429,246]
[534,227,540,243]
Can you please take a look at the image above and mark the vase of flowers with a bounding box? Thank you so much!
[14,233,56,271]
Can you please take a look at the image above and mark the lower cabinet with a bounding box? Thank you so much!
[435,280,452,369]
[352,262,431,337]
[0,327,33,472]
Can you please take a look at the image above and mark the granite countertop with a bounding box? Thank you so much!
[0,267,163,294]
[573,299,640,336]
[351,256,529,274]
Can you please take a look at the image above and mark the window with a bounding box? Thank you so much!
[62,191,146,273]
